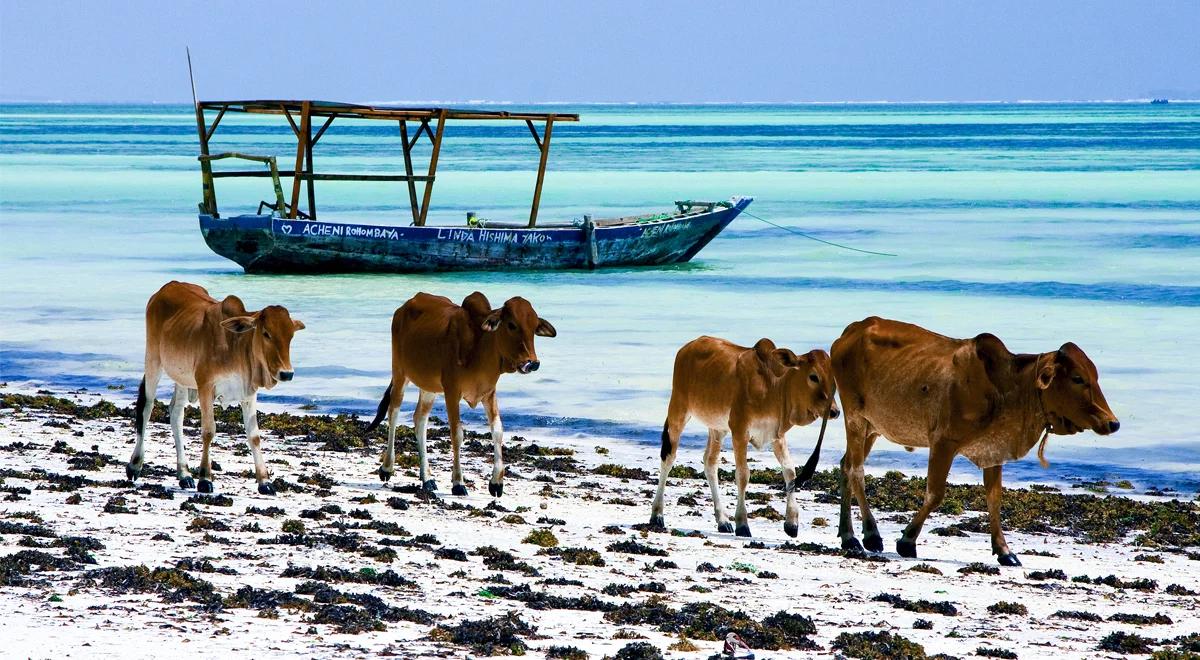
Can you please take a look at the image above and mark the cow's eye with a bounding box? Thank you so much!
[507,321,517,331]
[1070,375,1085,385]
[263,331,272,340]
[808,373,819,384]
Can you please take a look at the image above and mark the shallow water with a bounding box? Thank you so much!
[1,102,1198,490]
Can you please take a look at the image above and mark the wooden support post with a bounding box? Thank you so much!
[289,101,311,219]
[399,120,420,225]
[305,105,316,219]
[528,117,554,228]
[194,105,217,215]
[416,110,446,227]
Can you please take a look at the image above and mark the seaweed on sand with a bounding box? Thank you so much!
[544,546,605,566]
[832,630,928,660]
[294,580,437,624]
[604,598,818,650]
[224,585,315,612]
[312,604,385,633]
[987,601,1028,616]
[1097,631,1156,654]
[0,549,81,586]
[873,593,959,616]
[471,545,541,576]
[280,565,418,588]
[487,583,615,612]
[430,612,537,656]
[606,539,668,557]
[613,642,663,660]
[1052,610,1102,622]
[79,565,222,611]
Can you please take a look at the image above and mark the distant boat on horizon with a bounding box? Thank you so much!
[1151,98,1169,105]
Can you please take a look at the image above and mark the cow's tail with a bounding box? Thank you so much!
[659,421,671,461]
[365,381,393,433]
[795,397,835,488]
[133,376,148,432]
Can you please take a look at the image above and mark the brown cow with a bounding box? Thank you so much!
[126,281,305,495]
[651,336,839,537]
[365,291,556,496]
[830,317,1119,565]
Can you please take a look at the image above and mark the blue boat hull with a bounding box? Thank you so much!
[199,198,751,273]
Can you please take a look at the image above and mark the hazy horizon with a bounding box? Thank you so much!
[2,1,1197,104]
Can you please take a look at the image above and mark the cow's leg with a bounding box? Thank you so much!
[838,415,870,551]
[170,384,194,489]
[379,378,407,482]
[771,435,800,538]
[483,391,505,498]
[241,394,274,495]
[196,385,218,493]
[852,434,883,552]
[731,429,752,537]
[126,363,161,481]
[446,391,468,496]
[985,465,1020,566]
[703,429,733,533]
[413,389,436,491]
[898,441,954,558]
[649,408,687,528]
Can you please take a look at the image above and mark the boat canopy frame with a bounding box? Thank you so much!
[194,99,580,227]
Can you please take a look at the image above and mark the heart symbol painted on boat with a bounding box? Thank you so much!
[281,224,293,234]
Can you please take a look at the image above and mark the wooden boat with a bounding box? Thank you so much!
[192,99,750,273]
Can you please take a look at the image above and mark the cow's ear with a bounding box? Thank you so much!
[535,318,557,338]
[221,316,257,333]
[482,310,503,332]
[292,319,306,332]
[1036,354,1057,389]
[772,348,801,367]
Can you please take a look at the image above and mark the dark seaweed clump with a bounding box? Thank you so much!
[958,562,1000,576]
[471,545,541,576]
[430,612,536,656]
[1072,574,1158,591]
[592,464,649,480]
[987,601,1028,616]
[613,642,663,660]
[1026,568,1067,581]
[294,580,437,624]
[1098,631,1156,654]
[1052,610,1102,622]
[546,646,589,660]
[488,583,615,612]
[280,565,418,588]
[80,565,222,611]
[607,539,668,557]
[831,630,927,659]
[976,648,1018,659]
[1109,612,1173,625]
[541,546,605,566]
[604,598,817,650]
[0,549,81,586]
[602,582,666,597]
[873,592,958,616]
[312,604,385,633]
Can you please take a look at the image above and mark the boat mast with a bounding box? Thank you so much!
[527,117,555,228]
[189,48,217,216]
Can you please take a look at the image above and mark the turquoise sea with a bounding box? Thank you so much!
[1,103,1198,491]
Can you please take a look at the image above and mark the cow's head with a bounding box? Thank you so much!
[771,346,840,426]
[221,305,305,386]
[1036,342,1118,436]
[482,297,555,374]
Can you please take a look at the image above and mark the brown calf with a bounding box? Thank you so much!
[651,336,839,537]
[366,292,556,496]
[127,281,304,495]
[831,317,1119,565]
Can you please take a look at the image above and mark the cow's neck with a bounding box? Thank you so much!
[469,330,507,387]
[225,331,273,393]
[997,353,1053,460]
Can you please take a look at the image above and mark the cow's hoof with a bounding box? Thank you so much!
[735,524,752,538]
[125,463,142,481]
[378,467,393,482]
[258,482,276,496]
[488,482,503,498]
[842,537,864,552]
[717,522,734,534]
[997,552,1022,567]
[197,479,214,494]
[896,539,918,558]
[179,476,195,490]
[649,514,665,529]
[783,522,799,538]
[864,533,884,553]
[422,479,438,493]
[451,484,468,497]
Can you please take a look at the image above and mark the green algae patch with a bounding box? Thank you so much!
[832,630,927,659]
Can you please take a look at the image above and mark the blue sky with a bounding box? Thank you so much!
[1,0,1198,103]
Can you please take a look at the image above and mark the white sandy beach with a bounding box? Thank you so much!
[1,384,1197,659]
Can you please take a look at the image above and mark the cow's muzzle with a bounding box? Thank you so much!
[278,370,295,382]
[1096,419,1120,435]
[518,360,540,374]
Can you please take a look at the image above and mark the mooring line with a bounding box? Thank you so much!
[740,210,898,257]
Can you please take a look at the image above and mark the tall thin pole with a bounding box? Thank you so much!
[189,48,216,216]
[527,117,554,228]
[417,110,447,227]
